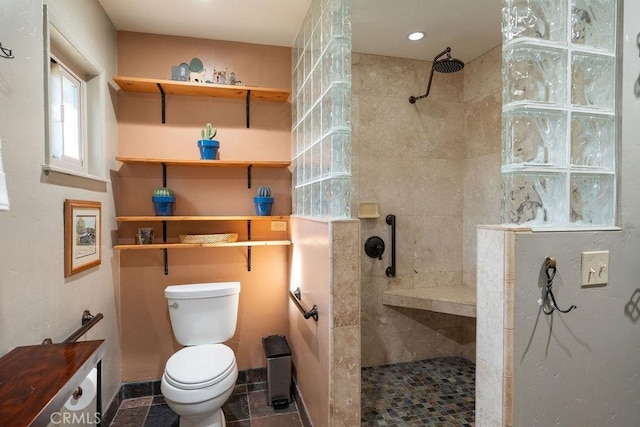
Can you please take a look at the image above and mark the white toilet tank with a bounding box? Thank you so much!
[165,282,240,346]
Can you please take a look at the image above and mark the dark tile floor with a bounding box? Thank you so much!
[361,356,476,426]
[108,369,310,427]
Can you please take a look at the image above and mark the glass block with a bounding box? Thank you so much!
[311,140,321,180]
[321,134,331,177]
[320,179,330,217]
[502,172,566,225]
[330,178,351,218]
[321,4,332,54]
[309,102,322,144]
[571,52,615,111]
[502,0,567,43]
[294,186,303,215]
[300,150,309,184]
[571,0,616,51]
[330,132,351,175]
[312,60,321,104]
[503,45,567,106]
[322,85,351,132]
[330,0,351,40]
[570,113,615,169]
[311,181,322,217]
[303,184,312,217]
[323,38,351,85]
[310,24,321,72]
[570,173,614,225]
[503,108,567,167]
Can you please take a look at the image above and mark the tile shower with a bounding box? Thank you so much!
[353,45,502,367]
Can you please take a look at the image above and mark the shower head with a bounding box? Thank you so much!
[433,58,465,74]
[409,47,465,104]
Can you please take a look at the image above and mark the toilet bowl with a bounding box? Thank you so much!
[161,282,241,427]
[162,344,238,426]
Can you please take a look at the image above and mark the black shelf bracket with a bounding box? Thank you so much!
[156,83,166,124]
[246,89,251,128]
[163,220,168,275]
[247,220,252,272]
[247,164,253,189]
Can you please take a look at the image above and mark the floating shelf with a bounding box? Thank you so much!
[114,240,291,250]
[116,215,290,222]
[116,157,290,189]
[116,157,290,168]
[113,76,290,126]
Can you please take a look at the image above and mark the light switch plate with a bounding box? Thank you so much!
[581,251,609,286]
[271,221,287,232]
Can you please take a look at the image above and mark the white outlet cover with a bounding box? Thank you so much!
[581,251,609,286]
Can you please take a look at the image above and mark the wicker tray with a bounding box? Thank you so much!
[179,233,239,244]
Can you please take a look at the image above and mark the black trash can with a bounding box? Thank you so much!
[262,335,292,409]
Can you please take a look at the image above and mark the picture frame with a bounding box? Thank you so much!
[64,199,101,277]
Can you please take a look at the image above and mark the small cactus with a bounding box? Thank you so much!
[201,123,217,140]
[153,187,174,197]
[257,186,271,198]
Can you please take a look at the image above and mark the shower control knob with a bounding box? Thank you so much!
[364,236,385,260]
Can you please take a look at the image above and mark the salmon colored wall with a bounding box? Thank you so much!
[116,32,292,381]
[288,217,331,426]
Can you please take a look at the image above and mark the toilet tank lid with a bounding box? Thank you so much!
[165,282,240,299]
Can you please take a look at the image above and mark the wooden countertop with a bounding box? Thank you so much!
[0,340,105,426]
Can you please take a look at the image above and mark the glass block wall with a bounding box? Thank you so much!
[291,0,352,218]
[501,0,617,227]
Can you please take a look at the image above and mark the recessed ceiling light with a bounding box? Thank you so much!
[407,31,425,41]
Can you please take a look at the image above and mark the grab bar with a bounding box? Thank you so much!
[385,214,396,277]
[42,310,104,344]
[63,311,104,343]
[289,287,318,321]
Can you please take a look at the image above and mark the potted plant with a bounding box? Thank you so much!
[254,186,274,216]
[152,186,175,216]
[197,123,219,160]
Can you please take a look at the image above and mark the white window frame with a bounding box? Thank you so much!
[43,5,107,182]
[48,53,87,174]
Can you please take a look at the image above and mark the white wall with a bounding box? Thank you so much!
[0,0,120,409]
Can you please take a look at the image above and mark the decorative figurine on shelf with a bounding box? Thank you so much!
[152,187,175,216]
[254,186,274,216]
[197,123,220,160]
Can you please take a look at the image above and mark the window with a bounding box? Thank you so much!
[49,55,85,172]
[44,5,105,181]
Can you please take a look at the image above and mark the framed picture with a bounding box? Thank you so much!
[64,199,101,277]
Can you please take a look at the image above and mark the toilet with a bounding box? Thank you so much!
[161,282,241,427]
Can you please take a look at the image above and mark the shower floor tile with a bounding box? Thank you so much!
[361,356,475,426]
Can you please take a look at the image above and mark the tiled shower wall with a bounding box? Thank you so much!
[353,47,501,367]
[462,46,503,290]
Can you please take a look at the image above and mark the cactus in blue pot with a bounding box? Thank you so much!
[254,186,273,216]
[197,123,220,160]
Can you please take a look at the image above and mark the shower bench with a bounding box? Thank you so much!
[382,286,476,317]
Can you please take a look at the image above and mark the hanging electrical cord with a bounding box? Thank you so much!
[540,257,577,315]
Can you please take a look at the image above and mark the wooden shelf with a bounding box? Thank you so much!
[116,157,291,168]
[117,215,289,222]
[113,76,290,126]
[113,76,289,102]
[114,240,291,250]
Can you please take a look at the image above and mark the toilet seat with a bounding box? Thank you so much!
[164,344,235,390]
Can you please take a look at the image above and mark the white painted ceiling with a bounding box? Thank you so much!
[98,0,502,63]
